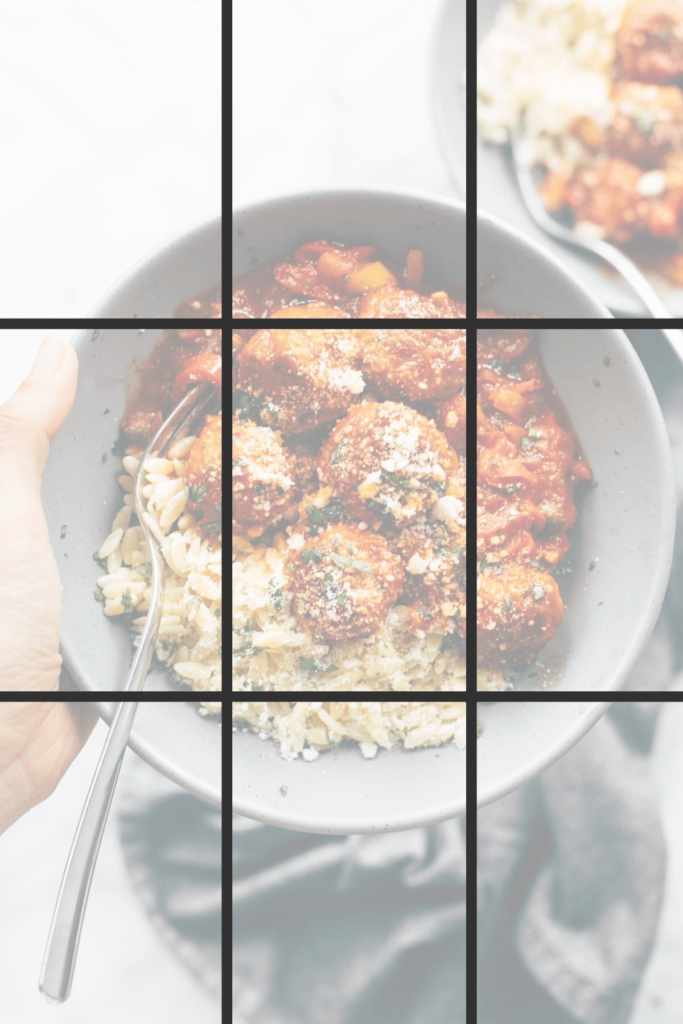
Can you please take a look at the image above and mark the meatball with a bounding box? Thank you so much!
[397,514,466,638]
[268,303,350,318]
[607,81,683,167]
[232,417,296,533]
[562,156,683,242]
[358,286,466,319]
[318,401,459,524]
[616,0,683,83]
[286,523,404,640]
[477,561,564,669]
[436,392,466,453]
[359,328,466,402]
[238,328,365,433]
[186,413,222,534]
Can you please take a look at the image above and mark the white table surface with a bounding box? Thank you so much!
[1,0,220,319]
[0,721,220,1024]
[233,0,454,209]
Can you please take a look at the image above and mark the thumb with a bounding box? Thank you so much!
[0,334,78,483]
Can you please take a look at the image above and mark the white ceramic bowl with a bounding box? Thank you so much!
[88,215,221,318]
[477,700,612,808]
[233,186,466,301]
[233,725,466,835]
[478,209,615,318]
[497,330,676,691]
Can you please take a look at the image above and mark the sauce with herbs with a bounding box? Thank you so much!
[477,327,592,670]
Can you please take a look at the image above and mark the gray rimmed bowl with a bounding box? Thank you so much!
[491,329,676,691]
[478,208,615,318]
[233,185,466,301]
[87,215,221,318]
[233,723,466,834]
[477,701,612,808]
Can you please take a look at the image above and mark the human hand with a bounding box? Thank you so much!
[0,336,97,834]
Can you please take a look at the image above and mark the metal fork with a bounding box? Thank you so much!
[39,381,219,1004]
[510,136,683,363]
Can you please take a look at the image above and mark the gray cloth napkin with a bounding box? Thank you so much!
[477,700,666,1024]
[473,335,683,1023]
[232,817,466,1024]
[118,752,222,1000]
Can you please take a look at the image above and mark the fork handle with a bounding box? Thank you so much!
[39,700,141,1004]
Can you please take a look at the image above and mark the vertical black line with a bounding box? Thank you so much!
[465,693,478,1024]
[466,327,477,695]
[465,0,477,317]
[465,317,478,1024]
[465,0,479,1019]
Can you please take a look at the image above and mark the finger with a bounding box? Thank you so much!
[0,335,78,485]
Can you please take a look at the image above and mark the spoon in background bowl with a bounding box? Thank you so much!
[510,135,683,363]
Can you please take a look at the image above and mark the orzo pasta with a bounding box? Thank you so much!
[232,700,467,759]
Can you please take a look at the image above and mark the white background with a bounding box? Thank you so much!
[0,0,220,318]
[232,0,453,208]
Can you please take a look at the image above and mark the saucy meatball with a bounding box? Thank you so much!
[359,328,466,402]
[562,156,683,241]
[617,0,683,83]
[358,286,466,319]
[286,523,404,640]
[232,417,296,533]
[607,81,683,166]
[318,401,459,524]
[477,560,564,669]
[238,328,365,433]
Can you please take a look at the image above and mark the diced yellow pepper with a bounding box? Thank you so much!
[344,262,397,295]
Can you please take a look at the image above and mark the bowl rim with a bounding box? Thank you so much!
[478,206,615,319]
[232,725,466,834]
[87,213,222,317]
[545,330,675,692]
[233,182,467,220]
[477,700,613,809]
[478,327,676,691]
